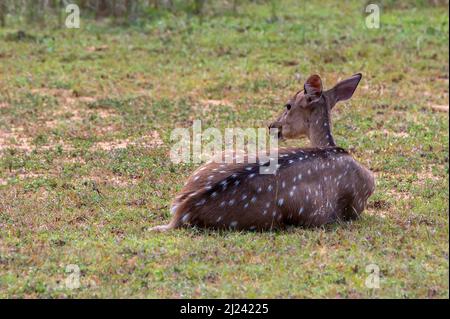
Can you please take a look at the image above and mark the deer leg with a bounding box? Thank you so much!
[334,193,358,222]
[341,196,366,221]
[149,211,184,232]
[148,201,195,233]
[149,224,174,232]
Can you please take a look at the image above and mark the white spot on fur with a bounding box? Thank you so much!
[181,213,190,223]
[195,199,206,206]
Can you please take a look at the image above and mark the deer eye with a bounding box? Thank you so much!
[285,103,291,111]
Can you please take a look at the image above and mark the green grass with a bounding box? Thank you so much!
[0,0,448,298]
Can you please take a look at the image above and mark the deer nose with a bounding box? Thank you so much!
[268,121,283,139]
[269,121,281,130]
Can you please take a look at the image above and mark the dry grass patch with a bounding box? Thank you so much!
[0,128,34,152]
[88,173,139,187]
[429,104,449,112]
[0,102,10,109]
[93,131,163,151]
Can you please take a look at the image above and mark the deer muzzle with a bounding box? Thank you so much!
[268,121,283,140]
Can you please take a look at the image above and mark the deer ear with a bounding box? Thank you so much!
[328,73,362,105]
[304,74,323,98]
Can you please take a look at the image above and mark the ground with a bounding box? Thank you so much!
[0,0,448,298]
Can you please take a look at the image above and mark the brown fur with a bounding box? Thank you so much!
[150,73,374,232]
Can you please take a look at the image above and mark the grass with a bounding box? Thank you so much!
[0,0,448,298]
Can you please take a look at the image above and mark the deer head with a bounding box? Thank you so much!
[269,73,362,147]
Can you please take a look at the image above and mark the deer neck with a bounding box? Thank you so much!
[308,106,336,148]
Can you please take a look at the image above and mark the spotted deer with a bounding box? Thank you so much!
[151,73,375,231]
